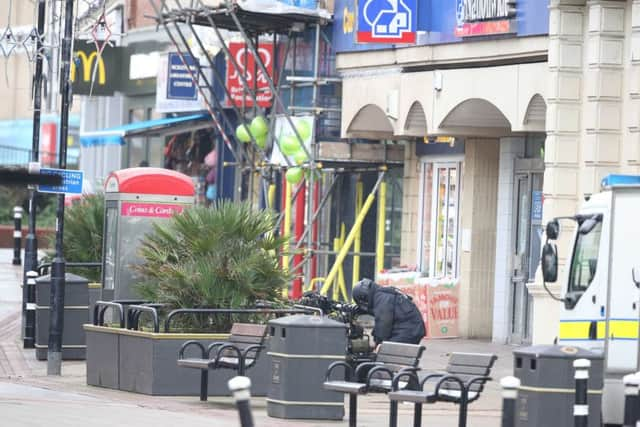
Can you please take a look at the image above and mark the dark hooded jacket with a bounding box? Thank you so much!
[353,279,425,345]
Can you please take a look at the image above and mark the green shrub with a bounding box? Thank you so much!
[135,201,290,330]
[47,193,104,282]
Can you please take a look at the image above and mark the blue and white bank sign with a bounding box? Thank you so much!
[357,0,417,44]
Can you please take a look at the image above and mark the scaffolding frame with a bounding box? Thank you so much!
[148,0,402,300]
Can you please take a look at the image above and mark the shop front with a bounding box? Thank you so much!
[333,0,549,341]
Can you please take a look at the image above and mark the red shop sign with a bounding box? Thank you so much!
[121,202,185,218]
[225,42,274,108]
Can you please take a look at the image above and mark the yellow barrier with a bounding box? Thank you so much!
[376,181,387,274]
[320,172,385,296]
[352,180,363,296]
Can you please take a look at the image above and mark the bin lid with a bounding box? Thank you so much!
[105,167,194,196]
[35,272,90,285]
[268,314,347,329]
[513,345,604,360]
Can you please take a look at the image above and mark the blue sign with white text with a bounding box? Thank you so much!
[357,0,417,44]
[38,168,84,194]
[167,52,198,100]
[333,0,549,53]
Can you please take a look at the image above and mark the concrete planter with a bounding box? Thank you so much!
[35,273,89,360]
[84,325,271,396]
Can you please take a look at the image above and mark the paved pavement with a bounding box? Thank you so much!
[0,249,518,426]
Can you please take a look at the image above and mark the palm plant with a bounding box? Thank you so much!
[47,193,104,282]
[135,201,289,330]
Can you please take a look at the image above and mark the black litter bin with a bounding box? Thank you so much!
[513,345,604,427]
[35,273,89,360]
[267,314,347,420]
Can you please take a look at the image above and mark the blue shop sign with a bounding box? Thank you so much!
[38,168,84,195]
[333,0,549,53]
[167,52,198,100]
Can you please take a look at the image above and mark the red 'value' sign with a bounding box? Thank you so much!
[226,42,274,108]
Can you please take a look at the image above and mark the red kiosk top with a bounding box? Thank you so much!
[105,167,195,196]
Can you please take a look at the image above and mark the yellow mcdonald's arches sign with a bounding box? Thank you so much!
[70,51,106,85]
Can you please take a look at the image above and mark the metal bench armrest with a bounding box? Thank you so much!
[206,342,226,358]
[213,343,243,367]
[365,366,394,389]
[355,362,383,381]
[178,340,206,359]
[433,375,467,400]
[391,370,420,391]
[325,361,354,382]
[241,344,264,360]
[464,375,492,403]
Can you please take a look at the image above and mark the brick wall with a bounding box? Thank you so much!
[127,0,161,29]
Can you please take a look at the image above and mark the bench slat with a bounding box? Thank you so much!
[376,354,421,367]
[230,323,267,337]
[446,364,491,376]
[377,342,425,359]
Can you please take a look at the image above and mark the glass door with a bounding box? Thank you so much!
[510,170,544,344]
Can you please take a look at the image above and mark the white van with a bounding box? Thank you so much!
[542,174,640,426]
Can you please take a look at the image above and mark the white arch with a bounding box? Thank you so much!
[439,98,511,130]
[403,101,428,136]
[346,103,395,138]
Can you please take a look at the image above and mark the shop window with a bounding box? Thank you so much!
[125,107,164,168]
[419,161,461,278]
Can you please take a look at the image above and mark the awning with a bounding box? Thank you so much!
[80,113,211,147]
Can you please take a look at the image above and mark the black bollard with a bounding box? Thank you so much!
[573,359,590,427]
[228,376,254,427]
[623,373,640,427]
[501,376,520,427]
[12,206,23,265]
[23,270,38,348]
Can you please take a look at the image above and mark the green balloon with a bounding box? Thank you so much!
[250,116,269,138]
[235,124,251,143]
[255,133,267,149]
[280,135,301,156]
[293,150,308,165]
[296,120,312,141]
[286,167,304,184]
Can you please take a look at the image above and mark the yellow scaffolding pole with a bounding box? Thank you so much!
[268,183,276,209]
[282,181,292,298]
[352,179,363,294]
[376,181,387,274]
[337,223,348,301]
[320,172,386,295]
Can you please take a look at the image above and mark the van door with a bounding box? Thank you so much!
[557,199,609,353]
[605,188,640,373]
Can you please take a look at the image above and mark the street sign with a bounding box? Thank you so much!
[166,52,198,100]
[225,42,274,108]
[37,168,84,194]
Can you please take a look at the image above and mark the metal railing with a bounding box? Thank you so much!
[0,144,78,167]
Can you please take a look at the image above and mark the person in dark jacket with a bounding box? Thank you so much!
[352,278,426,346]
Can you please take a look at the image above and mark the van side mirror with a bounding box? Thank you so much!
[541,243,558,283]
[546,220,559,240]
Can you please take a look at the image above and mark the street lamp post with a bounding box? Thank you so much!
[47,0,74,376]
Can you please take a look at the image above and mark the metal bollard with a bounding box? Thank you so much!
[12,206,23,265]
[228,376,254,427]
[23,270,37,348]
[573,359,590,427]
[623,372,640,427]
[501,376,520,427]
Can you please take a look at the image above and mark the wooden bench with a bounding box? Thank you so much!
[323,341,425,427]
[388,352,497,427]
[177,323,267,401]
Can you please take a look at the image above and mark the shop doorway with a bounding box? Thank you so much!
[510,158,544,344]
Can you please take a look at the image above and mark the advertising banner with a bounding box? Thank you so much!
[71,42,123,96]
[226,42,275,108]
[120,202,186,218]
[376,270,459,339]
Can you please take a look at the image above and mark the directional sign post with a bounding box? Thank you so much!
[37,168,84,195]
